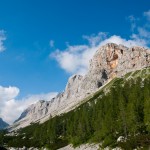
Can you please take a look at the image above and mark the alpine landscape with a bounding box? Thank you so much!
[0,0,150,150]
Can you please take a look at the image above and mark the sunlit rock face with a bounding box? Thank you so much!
[10,43,150,130]
[85,43,150,93]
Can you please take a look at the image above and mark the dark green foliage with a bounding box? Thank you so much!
[0,130,7,149]
[3,72,150,149]
[118,135,150,150]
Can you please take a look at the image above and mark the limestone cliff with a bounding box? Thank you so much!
[10,43,150,130]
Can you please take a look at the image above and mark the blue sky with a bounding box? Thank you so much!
[0,0,150,123]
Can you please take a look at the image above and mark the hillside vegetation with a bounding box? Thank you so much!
[1,68,150,150]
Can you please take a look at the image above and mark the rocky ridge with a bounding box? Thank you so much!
[9,43,150,130]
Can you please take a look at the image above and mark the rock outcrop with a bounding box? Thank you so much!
[58,144,100,150]
[10,43,150,130]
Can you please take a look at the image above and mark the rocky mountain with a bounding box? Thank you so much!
[0,118,9,129]
[10,43,150,130]
[5,67,150,149]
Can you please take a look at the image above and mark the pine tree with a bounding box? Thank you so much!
[143,79,150,132]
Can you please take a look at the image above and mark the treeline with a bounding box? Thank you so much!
[3,76,150,149]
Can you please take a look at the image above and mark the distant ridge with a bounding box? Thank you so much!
[0,118,9,129]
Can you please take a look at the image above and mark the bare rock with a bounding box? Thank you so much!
[10,43,150,130]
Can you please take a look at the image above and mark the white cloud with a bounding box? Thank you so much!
[138,27,150,38]
[0,30,6,52]
[49,40,55,48]
[51,45,92,75]
[83,32,108,46]
[0,85,57,124]
[144,10,150,21]
[127,15,139,32]
[100,35,147,47]
[0,86,19,101]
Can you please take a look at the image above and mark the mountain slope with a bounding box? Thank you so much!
[4,67,150,149]
[10,43,150,130]
[0,118,9,129]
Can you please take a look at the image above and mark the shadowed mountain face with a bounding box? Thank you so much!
[0,118,9,129]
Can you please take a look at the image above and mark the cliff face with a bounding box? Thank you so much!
[10,43,150,130]
[82,43,150,94]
